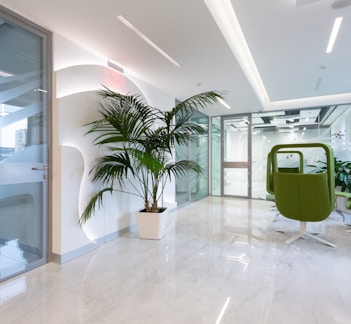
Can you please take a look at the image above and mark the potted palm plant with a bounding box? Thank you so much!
[79,87,222,239]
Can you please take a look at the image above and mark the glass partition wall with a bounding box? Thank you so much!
[211,104,351,199]
[0,6,51,281]
[176,111,209,206]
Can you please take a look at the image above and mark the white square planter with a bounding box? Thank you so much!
[136,208,168,239]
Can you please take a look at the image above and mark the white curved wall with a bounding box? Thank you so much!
[53,36,177,262]
[54,65,144,261]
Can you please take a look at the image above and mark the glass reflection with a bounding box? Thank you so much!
[0,276,27,303]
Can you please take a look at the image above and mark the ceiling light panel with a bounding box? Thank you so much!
[326,17,342,53]
[296,0,323,7]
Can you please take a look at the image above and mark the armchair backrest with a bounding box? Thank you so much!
[266,150,303,194]
[267,143,335,222]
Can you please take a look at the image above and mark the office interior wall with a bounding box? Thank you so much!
[52,35,176,262]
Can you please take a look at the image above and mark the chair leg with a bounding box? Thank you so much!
[305,233,336,248]
[284,222,336,248]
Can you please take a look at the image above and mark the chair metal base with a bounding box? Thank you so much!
[284,222,336,248]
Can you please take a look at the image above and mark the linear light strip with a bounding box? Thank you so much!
[218,97,231,109]
[203,0,270,105]
[326,17,343,54]
[117,15,180,67]
[108,58,124,73]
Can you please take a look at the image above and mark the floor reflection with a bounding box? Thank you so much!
[0,239,27,279]
[1,197,351,323]
[0,275,26,304]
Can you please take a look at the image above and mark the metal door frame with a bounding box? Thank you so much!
[221,113,252,198]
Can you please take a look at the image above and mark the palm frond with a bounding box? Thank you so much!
[79,188,113,225]
[87,88,156,145]
[164,91,224,124]
[165,160,203,178]
[90,152,134,187]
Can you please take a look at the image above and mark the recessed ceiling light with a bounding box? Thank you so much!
[326,17,343,53]
[117,15,180,68]
[218,97,231,109]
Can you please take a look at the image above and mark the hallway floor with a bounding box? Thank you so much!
[1,197,351,324]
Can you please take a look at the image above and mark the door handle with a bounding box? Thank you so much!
[32,166,49,171]
[32,165,49,179]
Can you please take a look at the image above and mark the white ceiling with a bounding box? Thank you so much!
[1,0,351,116]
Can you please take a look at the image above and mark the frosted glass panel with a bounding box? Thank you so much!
[224,168,248,196]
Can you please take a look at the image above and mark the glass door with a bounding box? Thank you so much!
[0,8,51,281]
[222,114,251,197]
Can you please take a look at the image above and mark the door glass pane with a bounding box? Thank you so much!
[0,12,49,281]
[222,115,250,197]
[224,116,248,162]
[224,168,248,196]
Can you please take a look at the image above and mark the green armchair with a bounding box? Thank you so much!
[267,143,336,247]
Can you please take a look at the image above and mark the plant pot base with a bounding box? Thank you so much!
[136,208,168,239]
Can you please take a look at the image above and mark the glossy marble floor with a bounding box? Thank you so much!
[1,197,351,324]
